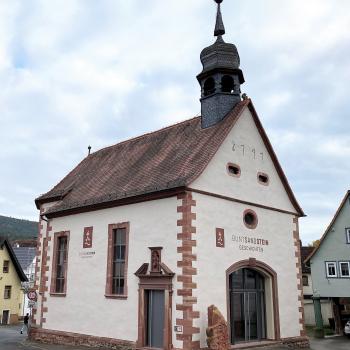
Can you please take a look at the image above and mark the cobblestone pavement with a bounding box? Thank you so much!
[0,324,349,350]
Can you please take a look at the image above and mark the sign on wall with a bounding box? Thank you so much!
[83,227,93,249]
[214,228,271,254]
[216,228,225,248]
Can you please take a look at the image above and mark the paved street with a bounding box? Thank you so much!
[0,325,91,350]
[0,325,349,350]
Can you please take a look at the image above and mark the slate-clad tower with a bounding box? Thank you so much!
[197,0,245,128]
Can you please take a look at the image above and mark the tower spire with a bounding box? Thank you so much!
[214,0,225,37]
[197,0,245,128]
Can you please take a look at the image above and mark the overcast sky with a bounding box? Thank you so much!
[1,0,349,243]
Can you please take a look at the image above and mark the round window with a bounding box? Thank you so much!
[243,210,258,229]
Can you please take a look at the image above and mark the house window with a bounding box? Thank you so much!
[4,286,11,299]
[339,262,350,278]
[346,228,350,244]
[302,275,309,286]
[50,231,70,295]
[3,260,9,273]
[106,222,129,298]
[326,262,337,278]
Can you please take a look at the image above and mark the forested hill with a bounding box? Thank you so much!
[0,215,38,239]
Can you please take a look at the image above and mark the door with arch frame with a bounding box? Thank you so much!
[226,259,281,345]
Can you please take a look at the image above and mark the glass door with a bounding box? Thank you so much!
[229,268,266,344]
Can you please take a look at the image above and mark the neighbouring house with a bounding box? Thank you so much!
[0,237,28,324]
[31,2,308,349]
[13,246,37,317]
[306,190,350,333]
[301,245,333,327]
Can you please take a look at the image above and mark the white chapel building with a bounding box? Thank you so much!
[31,1,308,349]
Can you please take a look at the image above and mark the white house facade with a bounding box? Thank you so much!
[31,1,308,349]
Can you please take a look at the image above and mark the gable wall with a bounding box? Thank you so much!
[193,192,302,345]
[191,107,297,214]
[0,245,22,323]
[310,197,350,297]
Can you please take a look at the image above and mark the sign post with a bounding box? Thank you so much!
[26,290,38,335]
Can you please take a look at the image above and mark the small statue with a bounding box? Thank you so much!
[206,305,229,350]
[151,250,160,272]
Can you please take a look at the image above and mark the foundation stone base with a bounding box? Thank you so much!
[281,336,310,348]
[29,327,135,350]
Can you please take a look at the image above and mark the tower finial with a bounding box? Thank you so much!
[214,0,225,37]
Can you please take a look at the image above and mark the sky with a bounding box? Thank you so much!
[0,0,350,244]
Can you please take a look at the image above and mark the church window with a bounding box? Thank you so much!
[243,209,258,229]
[227,163,241,177]
[106,222,129,298]
[203,77,216,96]
[51,231,70,295]
[258,172,269,186]
[221,75,235,93]
[339,262,350,278]
[3,260,9,273]
[325,262,337,278]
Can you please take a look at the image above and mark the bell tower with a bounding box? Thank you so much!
[197,0,245,128]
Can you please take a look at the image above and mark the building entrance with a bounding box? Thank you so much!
[1,310,9,325]
[229,268,266,344]
[146,290,165,348]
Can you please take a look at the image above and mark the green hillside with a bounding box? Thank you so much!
[0,215,38,240]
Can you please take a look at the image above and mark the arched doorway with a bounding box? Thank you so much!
[226,259,280,345]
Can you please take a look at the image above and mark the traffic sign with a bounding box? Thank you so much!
[28,300,37,308]
[27,290,37,301]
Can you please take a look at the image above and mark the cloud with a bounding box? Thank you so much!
[0,0,349,242]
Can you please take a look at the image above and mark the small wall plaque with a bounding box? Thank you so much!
[83,227,93,249]
[174,325,183,333]
[216,228,225,248]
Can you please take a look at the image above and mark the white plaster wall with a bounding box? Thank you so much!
[191,107,297,214]
[304,299,333,326]
[193,192,301,347]
[43,197,180,345]
[303,273,313,296]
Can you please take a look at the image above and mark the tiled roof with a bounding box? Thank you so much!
[13,247,36,271]
[301,246,314,273]
[36,100,304,218]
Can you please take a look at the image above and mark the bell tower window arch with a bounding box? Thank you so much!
[203,77,216,96]
[221,75,235,93]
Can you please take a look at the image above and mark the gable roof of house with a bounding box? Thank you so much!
[0,237,28,282]
[305,190,350,263]
[36,99,304,218]
[12,247,36,272]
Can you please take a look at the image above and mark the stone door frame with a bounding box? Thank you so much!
[135,260,174,350]
[226,258,281,344]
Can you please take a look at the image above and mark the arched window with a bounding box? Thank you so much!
[221,75,235,93]
[203,77,216,96]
